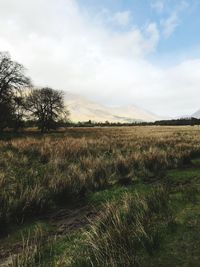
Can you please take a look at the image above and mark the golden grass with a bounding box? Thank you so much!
[1,126,200,229]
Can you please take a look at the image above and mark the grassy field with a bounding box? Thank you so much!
[0,126,200,266]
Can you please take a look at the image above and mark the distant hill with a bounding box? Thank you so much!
[192,109,200,119]
[64,92,160,123]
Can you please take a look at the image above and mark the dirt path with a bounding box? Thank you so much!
[0,205,97,267]
[47,205,97,234]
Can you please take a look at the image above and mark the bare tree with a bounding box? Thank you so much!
[26,87,68,132]
[12,93,26,131]
[0,52,31,130]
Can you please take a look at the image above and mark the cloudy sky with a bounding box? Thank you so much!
[0,0,200,117]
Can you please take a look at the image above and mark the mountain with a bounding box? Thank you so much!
[192,109,200,119]
[64,92,160,123]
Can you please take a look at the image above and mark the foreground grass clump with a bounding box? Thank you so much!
[75,186,173,267]
[10,224,55,267]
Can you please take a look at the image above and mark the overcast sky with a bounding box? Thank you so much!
[0,0,200,117]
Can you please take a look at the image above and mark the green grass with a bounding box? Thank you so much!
[86,183,154,206]
[47,232,85,267]
[191,157,200,165]
[167,168,200,184]
[78,165,200,267]
[2,165,200,267]
[144,199,200,267]
[0,221,53,255]
[140,166,200,267]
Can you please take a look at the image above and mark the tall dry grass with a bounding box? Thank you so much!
[11,224,55,267]
[1,126,200,231]
[74,186,173,267]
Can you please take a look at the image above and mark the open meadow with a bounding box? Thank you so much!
[0,126,200,267]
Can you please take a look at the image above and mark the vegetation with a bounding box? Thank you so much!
[0,52,68,133]
[77,186,173,267]
[0,52,31,131]
[50,117,200,127]
[0,126,200,266]
[155,117,200,126]
[25,87,68,133]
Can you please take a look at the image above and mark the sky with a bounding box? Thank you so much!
[0,0,200,117]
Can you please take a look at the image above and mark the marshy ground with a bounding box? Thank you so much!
[0,126,200,266]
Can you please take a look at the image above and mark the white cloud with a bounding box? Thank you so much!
[111,11,131,26]
[160,0,189,38]
[0,0,199,117]
[151,0,165,13]
[144,23,160,53]
[161,13,179,38]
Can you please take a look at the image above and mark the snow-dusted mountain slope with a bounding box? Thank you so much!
[65,92,160,123]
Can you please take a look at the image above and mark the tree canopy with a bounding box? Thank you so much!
[26,87,68,132]
[0,52,31,130]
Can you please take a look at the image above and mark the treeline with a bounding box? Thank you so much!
[66,120,153,127]
[67,118,200,127]
[0,52,68,133]
[154,117,200,126]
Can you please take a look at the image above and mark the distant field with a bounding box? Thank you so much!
[0,126,200,266]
